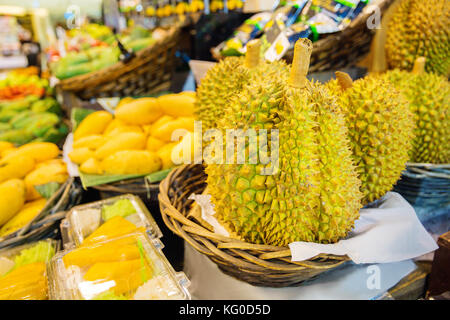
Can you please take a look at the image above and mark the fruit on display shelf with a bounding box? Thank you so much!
[195,40,289,130]
[205,39,363,246]
[69,92,196,175]
[0,142,68,237]
[385,0,450,77]
[378,58,450,164]
[327,71,415,205]
[0,72,48,101]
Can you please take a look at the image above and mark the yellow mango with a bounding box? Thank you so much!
[68,147,95,165]
[102,150,161,175]
[79,158,104,175]
[1,142,59,164]
[156,143,178,169]
[82,216,143,246]
[178,91,196,98]
[0,198,47,237]
[104,125,143,138]
[116,97,134,110]
[95,132,146,160]
[24,162,68,201]
[63,239,141,268]
[141,124,153,136]
[84,259,153,296]
[35,158,66,170]
[73,111,113,141]
[103,118,126,135]
[0,179,25,227]
[157,93,195,117]
[146,136,166,152]
[0,141,14,154]
[0,156,35,183]
[171,132,196,165]
[114,97,163,125]
[0,262,48,300]
[149,115,174,136]
[72,134,106,150]
[151,117,195,142]
[1,147,17,159]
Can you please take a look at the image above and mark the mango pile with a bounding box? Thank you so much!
[69,92,196,176]
[0,142,68,237]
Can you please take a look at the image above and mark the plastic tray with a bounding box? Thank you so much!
[48,233,190,300]
[60,194,162,249]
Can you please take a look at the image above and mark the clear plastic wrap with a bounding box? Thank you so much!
[48,233,190,300]
[60,194,162,249]
[0,239,58,300]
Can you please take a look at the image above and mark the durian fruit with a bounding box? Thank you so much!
[377,58,450,164]
[195,40,289,130]
[205,39,362,246]
[327,72,415,205]
[385,0,450,76]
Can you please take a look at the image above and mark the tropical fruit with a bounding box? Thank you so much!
[101,150,162,175]
[0,179,26,226]
[114,98,163,125]
[94,132,146,160]
[385,0,450,76]
[327,71,415,204]
[0,156,35,183]
[377,58,450,164]
[0,198,47,237]
[24,160,68,200]
[206,39,362,246]
[156,93,195,117]
[73,111,112,141]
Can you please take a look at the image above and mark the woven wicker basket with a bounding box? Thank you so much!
[159,164,350,287]
[212,0,394,74]
[0,177,83,249]
[55,26,181,100]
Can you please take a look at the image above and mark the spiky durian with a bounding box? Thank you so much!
[327,72,415,205]
[205,39,362,246]
[377,58,450,164]
[385,0,450,76]
[195,40,289,130]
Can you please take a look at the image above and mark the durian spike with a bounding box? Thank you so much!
[335,71,353,91]
[289,38,313,88]
[245,39,261,69]
[412,57,426,75]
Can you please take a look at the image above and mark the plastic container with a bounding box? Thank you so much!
[0,239,59,300]
[60,194,162,249]
[48,233,191,300]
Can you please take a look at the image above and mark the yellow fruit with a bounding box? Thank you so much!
[82,216,142,246]
[0,156,35,183]
[24,162,68,201]
[73,111,113,141]
[116,97,134,109]
[0,179,26,227]
[157,93,195,117]
[0,262,48,300]
[102,150,162,175]
[68,147,95,165]
[0,142,13,153]
[0,198,47,237]
[104,125,143,138]
[1,142,59,164]
[72,135,106,150]
[114,98,163,125]
[146,136,166,152]
[151,117,195,142]
[35,158,66,170]
[149,115,175,136]
[1,148,16,159]
[79,158,104,175]
[141,124,153,136]
[156,143,178,169]
[172,132,196,165]
[179,91,196,98]
[95,132,146,160]
[103,118,126,135]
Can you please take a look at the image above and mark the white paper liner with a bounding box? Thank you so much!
[190,191,438,264]
[62,133,79,177]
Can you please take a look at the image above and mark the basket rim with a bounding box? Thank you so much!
[158,164,350,278]
[56,25,181,92]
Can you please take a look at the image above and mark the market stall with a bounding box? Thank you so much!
[0,0,448,305]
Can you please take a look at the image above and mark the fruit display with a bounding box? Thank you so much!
[68,93,196,180]
[326,72,415,205]
[0,142,68,238]
[62,195,162,247]
[0,240,57,300]
[48,233,190,300]
[385,0,449,77]
[377,58,450,164]
[204,39,363,246]
[50,25,159,80]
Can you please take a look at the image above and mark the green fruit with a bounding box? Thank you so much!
[0,129,34,145]
[385,0,450,76]
[379,68,450,164]
[327,72,415,205]
[206,40,362,246]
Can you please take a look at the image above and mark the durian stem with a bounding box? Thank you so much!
[412,57,426,75]
[335,71,353,91]
[245,39,261,69]
[289,38,313,88]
